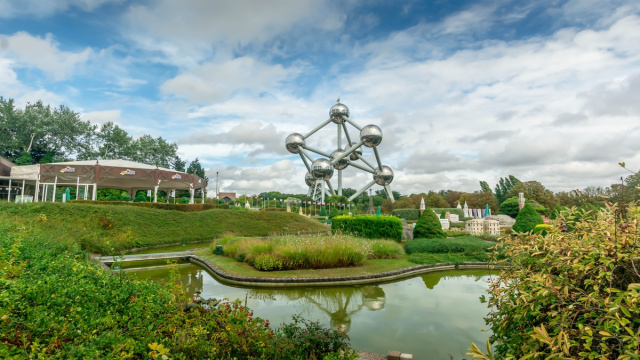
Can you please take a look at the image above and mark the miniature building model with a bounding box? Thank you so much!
[483,219,500,235]
[465,219,485,235]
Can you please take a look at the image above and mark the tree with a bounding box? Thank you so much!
[479,181,492,194]
[173,156,186,172]
[494,175,520,205]
[497,197,520,217]
[413,208,445,239]
[512,204,544,233]
[507,180,556,211]
[91,122,132,160]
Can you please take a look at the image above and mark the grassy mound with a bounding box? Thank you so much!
[0,203,329,254]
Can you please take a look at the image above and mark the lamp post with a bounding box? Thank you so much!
[216,172,219,199]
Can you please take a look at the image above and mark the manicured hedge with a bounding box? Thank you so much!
[404,236,494,254]
[69,200,228,211]
[391,209,420,220]
[512,203,544,233]
[413,208,445,239]
[331,215,403,242]
[431,208,465,218]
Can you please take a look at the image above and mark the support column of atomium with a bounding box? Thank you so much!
[285,102,395,204]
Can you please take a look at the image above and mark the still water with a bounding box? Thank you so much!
[127,263,495,359]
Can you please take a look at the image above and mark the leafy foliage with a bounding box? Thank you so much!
[391,208,420,220]
[494,175,520,205]
[413,208,445,239]
[404,236,495,254]
[0,227,354,359]
[214,234,404,270]
[331,215,403,242]
[469,205,640,359]
[512,203,544,233]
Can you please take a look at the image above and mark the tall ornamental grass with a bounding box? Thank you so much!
[213,234,404,271]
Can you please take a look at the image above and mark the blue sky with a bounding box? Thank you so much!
[1,0,640,196]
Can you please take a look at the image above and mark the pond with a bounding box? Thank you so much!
[126,262,496,358]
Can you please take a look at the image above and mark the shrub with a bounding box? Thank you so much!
[432,208,465,218]
[179,197,190,204]
[469,204,640,359]
[120,193,130,201]
[440,212,446,219]
[133,194,147,202]
[107,194,120,201]
[533,224,552,235]
[391,209,420,220]
[512,203,544,233]
[0,228,354,359]
[497,197,520,217]
[549,205,567,220]
[331,215,403,241]
[444,230,469,237]
[404,236,494,254]
[413,208,445,239]
[319,206,327,217]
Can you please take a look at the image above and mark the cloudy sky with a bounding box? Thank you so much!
[1,0,639,196]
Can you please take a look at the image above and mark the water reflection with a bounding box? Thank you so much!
[127,264,493,359]
[250,285,386,332]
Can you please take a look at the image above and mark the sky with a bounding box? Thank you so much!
[1,0,639,197]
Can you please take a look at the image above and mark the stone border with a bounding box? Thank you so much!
[188,255,508,287]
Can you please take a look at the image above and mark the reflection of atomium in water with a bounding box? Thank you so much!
[285,102,395,203]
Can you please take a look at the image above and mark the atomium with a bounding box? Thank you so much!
[284,101,395,204]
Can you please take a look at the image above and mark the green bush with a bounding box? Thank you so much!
[0,228,354,359]
[408,252,489,264]
[533,224,552,235]
[498,197,520,217]
[404,236,494,254]
[439,212,446,219]
[512,203,544,233]
[133,194,147,202]
[120,193,130,201]
[470,204,640,359]
[432,208,465,218]
[413,208,445,239]
[549,205,567,220]
[319,206,327,217]
[391,209,420,220]
[444,230,469,237]
[180,197,190,204]
[107,194,120,201]
[449,222,465,229]
[331,215,403,241]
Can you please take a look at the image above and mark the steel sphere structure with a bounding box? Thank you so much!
[285,102,395,204]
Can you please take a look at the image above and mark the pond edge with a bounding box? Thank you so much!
[188,255,508,287]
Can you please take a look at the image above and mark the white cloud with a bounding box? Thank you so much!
[0,0,123,18]
[161,57,292,103]
[0,32,92,80]
[81,110,123,125]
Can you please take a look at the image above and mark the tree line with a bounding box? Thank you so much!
[0,97,206,182]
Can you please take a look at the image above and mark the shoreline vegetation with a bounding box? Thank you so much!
[0,201,502,359]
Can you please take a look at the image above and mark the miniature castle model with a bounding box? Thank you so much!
[465,218,500,235]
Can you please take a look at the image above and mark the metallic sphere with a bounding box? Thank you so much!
[330,148,349,170]
[373,165,394,185]
[349,142,363,160]
[285,133,305,154]
[360,125,383,147]
[329,103,349,124]
[311,158,334,180]
[305,172,317,187]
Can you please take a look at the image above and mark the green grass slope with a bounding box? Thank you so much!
[0,203,329,254]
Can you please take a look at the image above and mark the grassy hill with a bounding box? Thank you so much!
[0,203,329,254]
